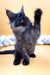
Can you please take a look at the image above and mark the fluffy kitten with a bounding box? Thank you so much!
[0,6,42,65]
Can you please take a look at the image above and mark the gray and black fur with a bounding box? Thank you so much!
[0,6,42,65]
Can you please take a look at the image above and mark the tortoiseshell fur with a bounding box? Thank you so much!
[0,6,42,65]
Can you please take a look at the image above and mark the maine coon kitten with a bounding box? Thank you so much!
[0,6,42,65]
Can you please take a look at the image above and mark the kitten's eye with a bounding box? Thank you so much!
[18,14,22,17]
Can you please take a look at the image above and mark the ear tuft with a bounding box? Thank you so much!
[20,6,24,14]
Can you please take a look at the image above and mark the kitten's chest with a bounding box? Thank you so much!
[16,32,33,48]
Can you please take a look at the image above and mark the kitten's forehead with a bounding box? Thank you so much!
[15,12,25,17]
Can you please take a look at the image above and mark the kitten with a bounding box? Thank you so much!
[0,6,42,65]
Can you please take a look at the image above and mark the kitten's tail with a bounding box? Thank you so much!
[0,50,15,55]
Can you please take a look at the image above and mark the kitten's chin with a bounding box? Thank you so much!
[12,26,27,33]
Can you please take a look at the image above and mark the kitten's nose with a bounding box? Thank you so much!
[20,19,24,23]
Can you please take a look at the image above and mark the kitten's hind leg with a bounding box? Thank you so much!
[30,53,36,58]
[13,51,22,65]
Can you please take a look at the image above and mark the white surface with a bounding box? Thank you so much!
[37,35,50,44]
[0,35,16,47]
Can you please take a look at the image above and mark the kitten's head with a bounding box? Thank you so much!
[6,6,30,33]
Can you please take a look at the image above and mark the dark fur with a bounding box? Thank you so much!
[0,7,42,65]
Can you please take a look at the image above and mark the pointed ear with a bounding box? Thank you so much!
[20,6,24,14]
[5,9,16,21]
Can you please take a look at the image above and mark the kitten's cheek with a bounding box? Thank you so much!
[8,21,11,25]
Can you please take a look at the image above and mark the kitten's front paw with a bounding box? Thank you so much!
[13,58,21,65]
[23,60,29,65]
[30,54,36,58]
